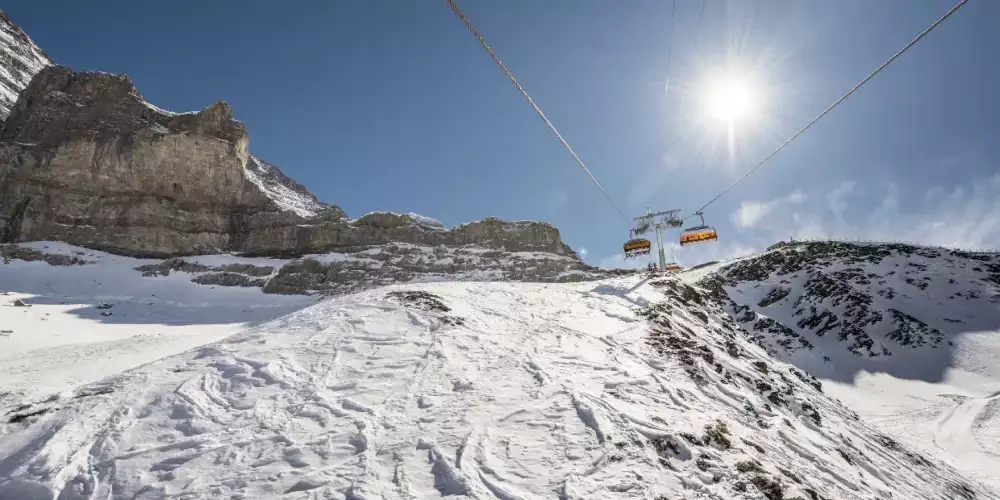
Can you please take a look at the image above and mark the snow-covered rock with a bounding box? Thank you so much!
[704,241,1000,373]
[245,154,340,219]
[0,10,52,120]
[697,240,1000,490]
[3,241,624,299]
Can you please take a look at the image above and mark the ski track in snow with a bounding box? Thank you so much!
[1,267,995,499]
[0,242,315,405]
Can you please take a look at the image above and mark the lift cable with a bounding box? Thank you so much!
[684,0,970,221]
[446,0,633,228]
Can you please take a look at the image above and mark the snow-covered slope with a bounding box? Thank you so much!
[245,155,337,218]
[702,241,1000,489]
[0,10,52,120]
[0,242,315,407]
[1,269,993,498]
[706,242,1000,373]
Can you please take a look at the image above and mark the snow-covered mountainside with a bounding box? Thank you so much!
[703,241,1000,380]
[2,240,613,300]
[243,154,340,219]
[2,254,995,498]
[698,241,1000,489]
[0,10,52,120]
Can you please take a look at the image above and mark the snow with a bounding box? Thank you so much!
[356,211,445,229]
[406,212,445,229]
[0,12,53,119]
[244,155,326,218]
[706,242,1000,491]
[0,243,315,404]
[1,257,994,498]
[149,122,170,134]
[140,100,197,117]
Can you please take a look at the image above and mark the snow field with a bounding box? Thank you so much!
[0,242,315,406]
[2,272,992,499]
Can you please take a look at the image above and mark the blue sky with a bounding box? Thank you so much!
[7,1,999,267]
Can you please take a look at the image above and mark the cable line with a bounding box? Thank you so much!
[685,0,969,220]
[445,0,633,228]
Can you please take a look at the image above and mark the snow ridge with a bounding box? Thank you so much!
[244,154,331,218]
[708,241,1000,368]
[0,9,53,119]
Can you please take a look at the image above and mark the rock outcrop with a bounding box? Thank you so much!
[0,66,580,260]
[0,10,584,265]
[131,242,618,296]
[0,66,291,256]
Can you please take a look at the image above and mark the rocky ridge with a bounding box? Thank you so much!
[0,63,580,265]
[4,241,622,296]
[699,241,1000,370]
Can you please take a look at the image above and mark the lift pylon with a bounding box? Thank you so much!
[633,208,682,271]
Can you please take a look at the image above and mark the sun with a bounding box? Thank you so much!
[703,75,758,124]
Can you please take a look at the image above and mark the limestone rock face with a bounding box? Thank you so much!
[0,66,281,256]
[0,13,584,264]
[0,66,582,262]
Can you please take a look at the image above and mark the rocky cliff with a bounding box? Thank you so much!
[0,10,52,120]
[0,66,579,261]
[0,66,290,256]
[0,10,585,272]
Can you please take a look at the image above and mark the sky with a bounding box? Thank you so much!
[6,0,1000,268]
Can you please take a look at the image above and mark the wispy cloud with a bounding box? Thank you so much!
[826,180,856,218]
[548,190,568,211]
[734,174,1000,250]
[732,189,806,228]
[733,201,772,228]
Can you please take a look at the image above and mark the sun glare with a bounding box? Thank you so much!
[704,76,757,124]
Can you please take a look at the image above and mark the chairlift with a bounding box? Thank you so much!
[624,229,652,259]
[680,212,718,246]
[664,263,682,272]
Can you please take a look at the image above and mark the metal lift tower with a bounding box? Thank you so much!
[633,208,683,271]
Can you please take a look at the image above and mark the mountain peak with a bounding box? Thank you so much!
[0,9,53,120]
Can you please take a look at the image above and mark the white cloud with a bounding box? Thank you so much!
[733,201,772,228]
[787,189,806,204]
[880,183,898,212]
[826,181,856,218]
[578,247,588,257]
[731,190,806,229]
[738,175,1000,251]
